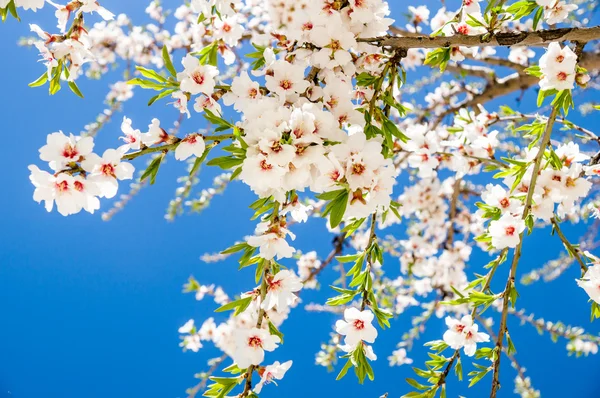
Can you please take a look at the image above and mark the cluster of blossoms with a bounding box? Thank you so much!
[27,1,115,83]
[443,315,490,357]
[535,0,578,25]
[10,0,600,395]
[29,116,211,215]
[538,43,584,91]
[481,141,593,250]
[29,131,133,216]
[178,269,301,393]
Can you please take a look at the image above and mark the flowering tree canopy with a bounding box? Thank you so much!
[6,0,600,396]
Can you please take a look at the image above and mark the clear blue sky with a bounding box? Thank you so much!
[1,1,599,397]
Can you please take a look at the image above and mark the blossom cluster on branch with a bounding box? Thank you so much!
[5,0,600,396]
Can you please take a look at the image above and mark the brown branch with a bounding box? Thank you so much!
[550,217,589,274]
[490,106,558,398]
[360,26,600,49]
[445,178,462,249]
[304,232,346,283]
[432,50,600,126]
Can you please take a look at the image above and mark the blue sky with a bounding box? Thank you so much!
[1,1,600,397]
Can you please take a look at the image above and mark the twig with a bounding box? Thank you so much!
[490,106,558,398]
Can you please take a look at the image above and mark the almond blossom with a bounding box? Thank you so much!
[81,149,134,199]
[443,315,490,357]
[489,213,526,249]
[178,54,219,95]
[233,327,281,369]
[335,308,378,347]
[261,270,303,313]
[253,360,293,394]
[175,134,206,161]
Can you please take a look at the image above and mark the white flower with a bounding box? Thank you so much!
[247,221,296,260]
[142,118,169,146]
[262,270,303,313]
[253,360,292,394]
[222,72,262,112]
[193,95,222,115]
[28,166,79,216]
[481,184,522,215]
[171,91,191,118]
[178,319,196,334]
[119,117,142,151]
[213,15,244,47]
[14,0,45,11]
[311,24,356,69]
[335,308,378,346]
[388,348,413,366]
[175,134,206,161]
[177,54,219,95]
[79,0,115,20]
[577,264,600,304]
[81,149,135,199]
[234,327,281,369]
[489,213,526,249]
[265,60,310,103]
[39,131,94,171]
[539,42,577,91]
[443,315,490,357]
[538,0,577,25]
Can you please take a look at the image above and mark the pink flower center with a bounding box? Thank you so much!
[222,23,231,33]
[192,71,205,85]
[74,181,84,192]
[499,198,510,208]
[62,144,79,159]
[280,80,293,90]
[353,319,365,330]
[505,226,516,236]
[260,160,273,171]
[100,163,116,177]
[186,135,197,144]
[248,336,263,348]
[55,180,69,192]
[330,170,341,181]
[248,88,258,98]
[352,163,366,175]
[557,72,568,81]
[457,25,469,35]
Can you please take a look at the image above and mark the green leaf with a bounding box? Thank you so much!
[28,72,48,88]
[220,242,250,255]
[128,78,167,90]
[316,189,347,201]
[336,359,353,380]
[135,66,167,82]
[6,0,19,21]
[329,190,349,229]
[68,80,84,98]
[206,156,244,170]
[148,88,177,106]
[162,46,177,77]
[215,296,253,315]
[140,153,165,185]
[268,320,284,343]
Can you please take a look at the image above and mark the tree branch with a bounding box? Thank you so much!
[360,26,600,49]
